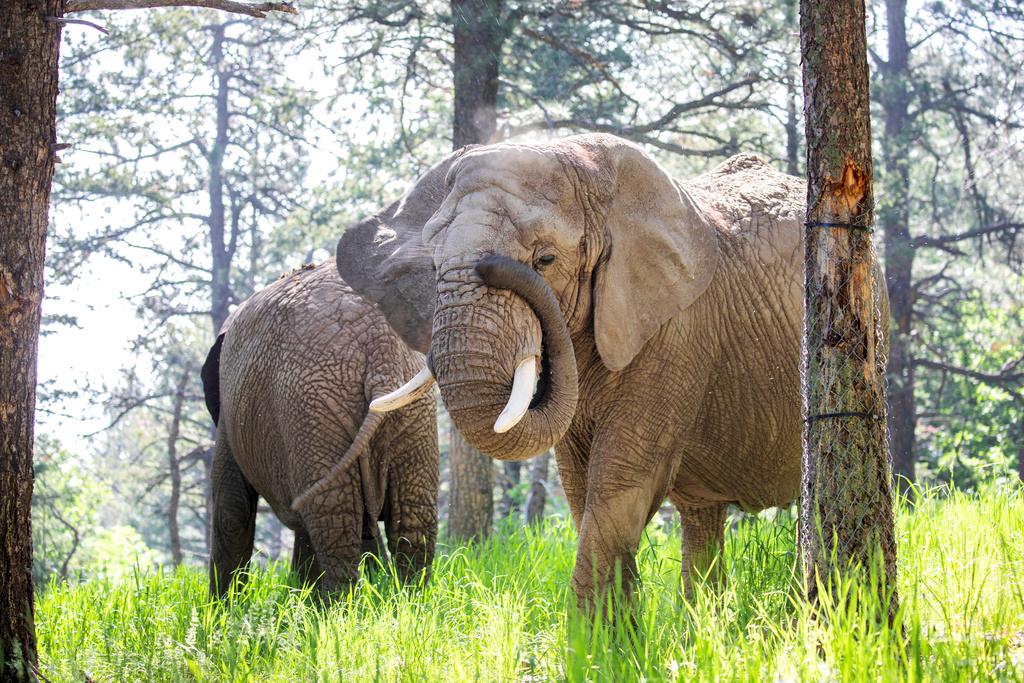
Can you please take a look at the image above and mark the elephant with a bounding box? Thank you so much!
[334,133,886,606]
[201,261,439,598]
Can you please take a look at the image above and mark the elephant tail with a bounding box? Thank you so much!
[290,409,386,512]
[201,333,226,426]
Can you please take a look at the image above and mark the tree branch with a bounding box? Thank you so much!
[63,0,296,18]
[914,222,1024,251]
[913,357,1024,399]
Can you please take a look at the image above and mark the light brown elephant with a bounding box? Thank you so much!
[201,262,439,598]
[335,134,852,604]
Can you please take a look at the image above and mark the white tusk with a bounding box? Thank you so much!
[494,356,539,434]
[369,366,436,413]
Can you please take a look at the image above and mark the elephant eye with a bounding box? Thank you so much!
[534,253,557,270]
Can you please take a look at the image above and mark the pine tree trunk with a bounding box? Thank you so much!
[524,452,550,525]
[0,2,62,678]
[878,0,916,492]
[265,514,284,560]
[166,363,191,566]
[447,425,493,541]
[446,0,505,539]
[784,0,801,177]
[202,446,214,557]
[799,0,899,615]
[451,0,503,148]
[208,24,232,336]
[498,462,521,520]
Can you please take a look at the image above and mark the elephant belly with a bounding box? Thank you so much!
[670,374,803,512]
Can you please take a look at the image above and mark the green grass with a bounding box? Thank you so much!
[36,485,1024,682]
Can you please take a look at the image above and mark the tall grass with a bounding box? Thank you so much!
[36,485,1024,681]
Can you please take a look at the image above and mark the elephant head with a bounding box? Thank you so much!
[337,134,719,461]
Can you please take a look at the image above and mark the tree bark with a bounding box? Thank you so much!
[166,363,191,566]
[208,24,233,336]
[877,0,916,492]
[784,0,801,177]
[451,0,504,148]
[447,425,493,541]
[497,461,521,520]
[265,514,284,560]
[1019,439,1023,484]
[524,451,550,525]
[799,0,899,615]
[0,2,62,678]
[445,0,506,539]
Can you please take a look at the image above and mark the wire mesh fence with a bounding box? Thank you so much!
[799,218,900,615]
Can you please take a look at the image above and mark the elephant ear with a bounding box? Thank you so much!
[336,148,474,352]
[589,137,719,371]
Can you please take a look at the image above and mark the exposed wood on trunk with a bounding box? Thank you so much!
[447,425,493,541]
[0,2,63,677]
[524,452,550,525]
[166,362,192,566]
[799,0,899,616]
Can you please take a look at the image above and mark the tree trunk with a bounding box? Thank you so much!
[166,363,191,566]
[265,514,284,560]
[878,0,916,492]
[524,452,550,525]
[445,0,506,539]
[451,0,504,148]
[208,24,232,336]
[799,0,899,615]
[447,425,493,541]
[498,462,521,520]
[0,2,62,678]
[784,0,801,177]
[202,446,214,557]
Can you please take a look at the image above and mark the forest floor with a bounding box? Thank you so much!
[36,485,1024,682]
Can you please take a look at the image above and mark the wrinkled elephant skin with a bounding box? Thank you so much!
[203,262,439,599]
[335,134,888,606]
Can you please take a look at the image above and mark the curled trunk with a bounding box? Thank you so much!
[430,256,578,461]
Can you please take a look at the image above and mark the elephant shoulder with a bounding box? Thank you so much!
[682,155,804,266]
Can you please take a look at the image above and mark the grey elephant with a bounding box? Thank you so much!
[335,133,888,606]
[201,262,439,598]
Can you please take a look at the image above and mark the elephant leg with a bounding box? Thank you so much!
[291,527,322,586]
[382,436,440,583]
[572,434,680,612]
[209,437,259,598]
[554,430,591,530]
[300,464,364,600]
[676,501,728,598]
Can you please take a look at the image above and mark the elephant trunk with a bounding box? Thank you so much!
[430,255,578,461]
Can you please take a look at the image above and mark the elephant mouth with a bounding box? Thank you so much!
[532,346,551,411]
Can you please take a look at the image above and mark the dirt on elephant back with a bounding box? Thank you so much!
[277,262,319,280]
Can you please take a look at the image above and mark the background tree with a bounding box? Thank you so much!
[1,2,69,676]
[0,3,293,677]
[799,0,898,613]
[51,9,314,559]
[872,0,1024,488]
[523,450,551,525]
